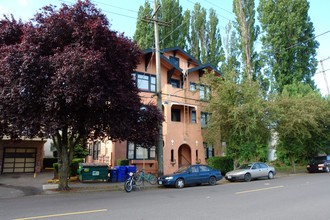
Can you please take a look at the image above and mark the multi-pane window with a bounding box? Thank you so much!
[93,141,101,160]
[204,142,214,159]
[170,56,179,67]
[88,143,93,155]
[171,108,181,122]
[191,110,196,123]
[190,82,196,91]
[132,72,156,92]
[190,83,210,100]
[201,112,210,128]
[127,142,156,160]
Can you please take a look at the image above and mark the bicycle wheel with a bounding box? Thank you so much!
[148,174,157,185]
[135,173,143,186]
[124,180,133,192]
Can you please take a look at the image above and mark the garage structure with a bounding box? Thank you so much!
[0,139,46,174]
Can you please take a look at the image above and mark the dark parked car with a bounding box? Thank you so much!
[307,155,330,173]
[225,162,276,182]
[157,165,222,188]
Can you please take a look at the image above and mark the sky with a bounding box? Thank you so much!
[0,0,329,96]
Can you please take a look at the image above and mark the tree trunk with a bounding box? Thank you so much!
[58,143,70,191]
[288,153,296,174]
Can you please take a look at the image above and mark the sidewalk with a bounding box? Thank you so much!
[0,170,160,199]
[0,169,308,199]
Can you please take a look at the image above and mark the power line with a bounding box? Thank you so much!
[285,30,330,51]
[91,0,139,14]
[203,0,234,16]
[59,0,138,20]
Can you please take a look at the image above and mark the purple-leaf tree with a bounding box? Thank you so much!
[0,0,162,190]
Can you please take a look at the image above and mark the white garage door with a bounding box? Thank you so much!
[2,148,36,173]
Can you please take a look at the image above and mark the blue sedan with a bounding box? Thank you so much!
[157,165,222,188]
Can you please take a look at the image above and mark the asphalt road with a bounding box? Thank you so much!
[1,172,329,220]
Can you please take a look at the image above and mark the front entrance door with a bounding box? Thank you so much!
[178,144,191,167]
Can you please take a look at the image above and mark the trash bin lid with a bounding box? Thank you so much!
[80,163,108,167]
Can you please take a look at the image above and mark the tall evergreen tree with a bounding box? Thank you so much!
[258,0,319,92]
[233,0,260,82]
[133,1,154,50]
[133,0,187,50]
[221,21,241,76]
[186,3,224,67]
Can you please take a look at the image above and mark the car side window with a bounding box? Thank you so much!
[199,165,211,172]
[259,163,268,169]
[252,163,260,169]
[190,166,199,173]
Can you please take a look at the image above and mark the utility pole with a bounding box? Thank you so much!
[319,58,330,95]
[141,0,171,176]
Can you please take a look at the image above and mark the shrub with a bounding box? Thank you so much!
[43,158,57,168]
[117,159,129,166]
[70,158,84,176]
[207,156,233,175]
[53,163,58,174]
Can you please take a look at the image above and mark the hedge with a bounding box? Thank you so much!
[207,156,233,176]
[117,159,129,166]
[53,158,84,177]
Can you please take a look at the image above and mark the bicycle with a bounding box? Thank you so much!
[135,169,157,185]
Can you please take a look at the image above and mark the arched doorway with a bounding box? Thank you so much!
[178,144,191,167]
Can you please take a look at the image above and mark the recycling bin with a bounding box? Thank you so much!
[114,166,127,182]
[77,163,109,182]
[109,169,118,182]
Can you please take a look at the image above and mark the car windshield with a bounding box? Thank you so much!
[174,166,190,174]
[311,156,327,162]
[238,163,253,169]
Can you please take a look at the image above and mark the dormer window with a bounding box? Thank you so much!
[170,56,179,67]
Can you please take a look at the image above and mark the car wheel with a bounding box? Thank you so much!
[175,178,185,189]
[325,166,330,173]
[244,173,251,182]
[268,171,274,179]
[208,176,217,186]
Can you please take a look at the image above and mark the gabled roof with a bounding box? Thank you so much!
[142,47,222,76]
[187,63,223,76]
[159,46,202,66]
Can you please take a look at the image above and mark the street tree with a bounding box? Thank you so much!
[203,71,271,166]
[258,0,319,92]
[0,0,162,190]
[272,83,330,173]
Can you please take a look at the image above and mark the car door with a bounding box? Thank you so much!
[198,165,212,183]
[185,166,200,184]
[250,163,261,178]
[258,163,269,177]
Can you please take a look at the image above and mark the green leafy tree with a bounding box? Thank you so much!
[272,83,330,173]
[258,0,319,92]
[233,0,260,82]
[203,71,271,166]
